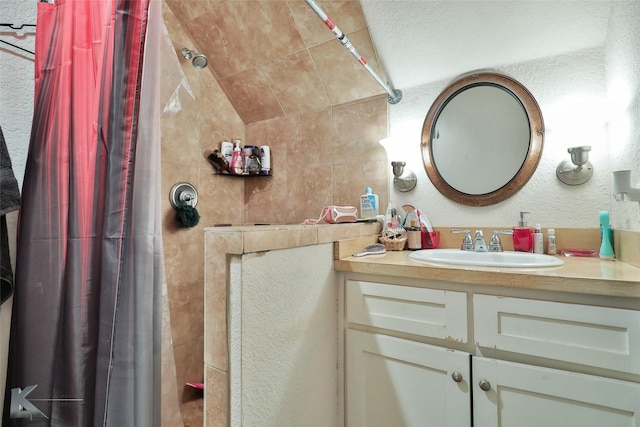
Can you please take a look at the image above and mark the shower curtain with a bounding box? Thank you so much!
[4,0,162,425]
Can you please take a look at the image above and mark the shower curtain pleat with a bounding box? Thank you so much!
[4,0,161,425]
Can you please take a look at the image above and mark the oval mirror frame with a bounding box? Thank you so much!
[421,72,544,206]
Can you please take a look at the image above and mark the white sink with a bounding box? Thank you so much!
[409,248,564,268]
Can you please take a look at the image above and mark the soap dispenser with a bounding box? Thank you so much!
[513,211,534,252]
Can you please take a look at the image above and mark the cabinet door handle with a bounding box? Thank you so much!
[478,379,491,391]
[451,371,463,383]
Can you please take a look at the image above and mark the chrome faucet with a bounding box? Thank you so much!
[473,230,488,252]
[489,230,514,252]
[451,229,474,251]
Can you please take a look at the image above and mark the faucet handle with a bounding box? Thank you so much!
[451,229,474,251]
[489,230,514,252]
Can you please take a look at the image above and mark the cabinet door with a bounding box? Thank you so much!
[346,330,470,427]
[473,357,640,427]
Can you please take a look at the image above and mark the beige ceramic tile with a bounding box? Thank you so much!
[317,223,367,243]
[309,28,385,105]
[161,293,184,427]
[331,96,388,165]
[262,50,331,115]
[285,164,333,221]
[197,170,246,226]
[204,365,228,427]
[230,0,306,65]
[615,229,640,267]
[243,227,319,252]
[197,72,246,150]
[219,67,285,123]
[332,158,388,213]
[204,231,243,370]
[284,109,332,171]
[288,0,367,48]
[173,337,205,403]
[190,4,257,79]
[164,0,222,24]
[180,397,204,427]
[166,280,204,347]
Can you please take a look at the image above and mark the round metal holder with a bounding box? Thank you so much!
[556,160,593,185]
[394,171,417,192]
[170,182,198,208]
[391,161,417,192]
[557,145,593,185]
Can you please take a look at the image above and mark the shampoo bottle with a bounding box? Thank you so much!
[599,211,615,260]
[547,228,557,255]
[513,211,534,252]
[259,146,271,175]
[221,140,234,164]
[533,223,544,254]
[230,140,244,175]
[359,187,379,220]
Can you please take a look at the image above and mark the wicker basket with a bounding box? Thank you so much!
[379,235,407,251]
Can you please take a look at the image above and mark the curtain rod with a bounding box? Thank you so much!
[303,0,401,104]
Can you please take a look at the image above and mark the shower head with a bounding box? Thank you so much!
[181,48,208,69]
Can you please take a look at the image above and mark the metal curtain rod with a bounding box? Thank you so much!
[304,0,401,104]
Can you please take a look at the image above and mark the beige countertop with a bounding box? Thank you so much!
[334,248,640,299]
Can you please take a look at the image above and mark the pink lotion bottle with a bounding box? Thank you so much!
[230,139,244,175]
[512,211,534,252]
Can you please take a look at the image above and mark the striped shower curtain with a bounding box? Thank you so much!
[4,0,162,425]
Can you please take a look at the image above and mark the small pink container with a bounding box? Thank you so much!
[422,231,440,249]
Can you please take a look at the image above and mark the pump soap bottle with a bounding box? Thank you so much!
[513,211,534,252]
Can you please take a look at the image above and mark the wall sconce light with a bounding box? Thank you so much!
[556,145,593,185]
[391,161,417,192]
[613,170,640,202]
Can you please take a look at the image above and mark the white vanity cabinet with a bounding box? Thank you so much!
[345,280,471,426]
[343,276,640,427]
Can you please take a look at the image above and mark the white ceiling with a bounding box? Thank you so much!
[360,1,614,90]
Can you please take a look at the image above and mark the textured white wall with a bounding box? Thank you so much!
[607,2,640,230]
[384,2,640,232]
[388,47,613,229]
[237,244,339,427]
[0,0,35,189]
[0,2,35,419]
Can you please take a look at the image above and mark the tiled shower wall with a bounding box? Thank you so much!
[161,1,390,425]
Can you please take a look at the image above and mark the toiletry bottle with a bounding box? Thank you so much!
[407,218,422,250]
[230,140,244,175]
[221,140,234,164]
[359,187,379,219]
[599,211,615,260]
[547,228,557,255]
[533,223,544,254]
[512,211,534,252]
[259,146,271,175]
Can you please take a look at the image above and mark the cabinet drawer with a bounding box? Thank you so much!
[346,280,468,342]
[474,294,640,374]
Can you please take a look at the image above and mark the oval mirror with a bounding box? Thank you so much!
[421,72,544,206]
